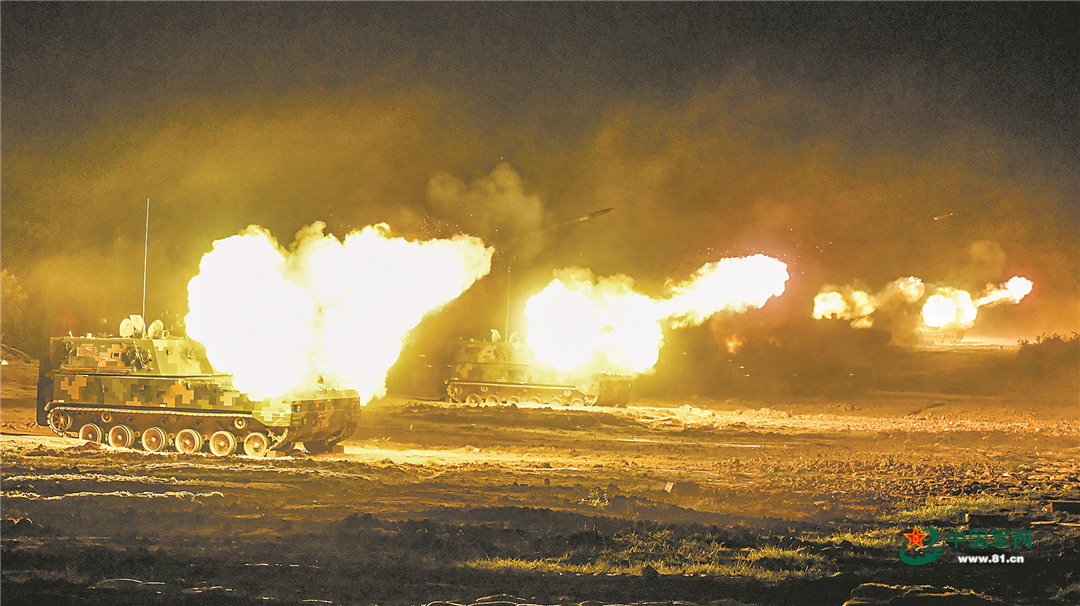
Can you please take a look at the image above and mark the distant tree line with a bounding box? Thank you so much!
[1015,332,1080,383]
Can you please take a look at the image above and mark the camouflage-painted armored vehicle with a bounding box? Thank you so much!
[445,337,632,407]
[37,320,360,457]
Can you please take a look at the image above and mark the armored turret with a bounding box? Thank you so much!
[38,316,360,456]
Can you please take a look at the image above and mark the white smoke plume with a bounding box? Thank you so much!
[426,163,546,263]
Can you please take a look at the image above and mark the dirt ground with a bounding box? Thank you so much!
[2,352,1079,606]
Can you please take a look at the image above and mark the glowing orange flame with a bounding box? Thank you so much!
[920,277,1032,330]
[186,227,316,398]
[187,223,492,401]
[663,255,790,327]
[921,289,977,328]
[974,276,1033,307]
[524,278,606,372]
[725,334,743,354]
[894,276,926,302]
[812,277,925,328]
[524,271,663,373]
[812,291,849,320]
[812,273,1032,336]
[812,289,873,324]
[524,255,788,375]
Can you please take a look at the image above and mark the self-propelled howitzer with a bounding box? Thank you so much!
[445,337,632,407]
[37,327,360,457]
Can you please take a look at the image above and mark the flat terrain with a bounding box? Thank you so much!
[2,350,1079,606]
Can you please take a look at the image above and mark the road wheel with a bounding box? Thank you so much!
[79,423,103,443]
[175,428,203,454]
[465,394,481,404]
[549,397,563,407]
[243,432,270,457]
[305,440,330,455]
[107,425,135,449]
[48,409,72,432]
[141,426,167,452]
[528,396,542,404]
[506,396,521,405]
[484,395,500,405]
[209,431,237,457]
[570,398,585,407]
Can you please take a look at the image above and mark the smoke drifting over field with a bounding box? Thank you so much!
[3,4,1077,368]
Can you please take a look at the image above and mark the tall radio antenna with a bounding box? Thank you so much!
[142,198,150,325]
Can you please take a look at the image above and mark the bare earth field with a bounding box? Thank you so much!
[2,353,1079,606]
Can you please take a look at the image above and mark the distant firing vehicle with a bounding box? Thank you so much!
[37,317,360,457]
[445,335,632,407]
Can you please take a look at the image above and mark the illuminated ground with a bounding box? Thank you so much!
[2,359,1078,605]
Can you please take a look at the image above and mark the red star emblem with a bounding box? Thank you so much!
[904,527,930,548]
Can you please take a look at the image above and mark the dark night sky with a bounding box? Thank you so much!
[2,2,1078,357]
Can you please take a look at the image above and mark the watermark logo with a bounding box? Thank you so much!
[945,528,1032,550]
[899,526,943,565]
[898,526,1032,565]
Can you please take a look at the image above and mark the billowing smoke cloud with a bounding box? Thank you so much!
[426,164,546,264]
[964,241,1009,285]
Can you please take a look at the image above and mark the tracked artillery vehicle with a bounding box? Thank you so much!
[37,317,360,457]
[445,336,632,407]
